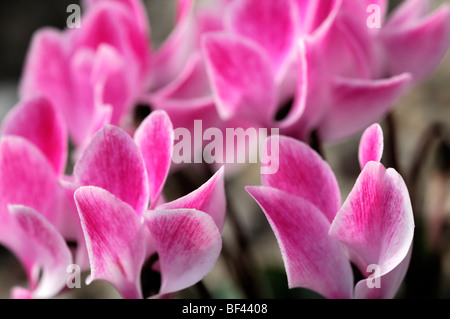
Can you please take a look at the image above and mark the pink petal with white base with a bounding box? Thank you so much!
[74,125,149,215]
[157,167,226,231]
[0,137,58,225]
[329,162,414,278]
[144,209,222,295]
[202,33,277,125]
[8,205,72,299]
[225,0,298,72]
[358,123,384,169]
[319,74,411,142]
[354,245,412,299]
[134,111,173,207]
[246,186,353,299]
[1,97,67,175]
[261,136,340,223]
[74,186,147,299]
[382,5,450,82]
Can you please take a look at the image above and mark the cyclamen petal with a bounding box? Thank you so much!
[384,0,431,29]
[7,205,73,299]
[202,33,277,125]
[19,28,71,128]
[382,4,450,82]
[329,162,414,277]
[134,111,174,208]
[150,0,196,90]
[225,0,298,73]
[157,167,226,231]
[319,74,411,142]
[1,96,67,175]
[354,245,412,299]
[261,136,340,223]
[246,186,353,299]
[74,186,146,299]
[0,137,58,225]
[143,209,222,296]
[74,125,149,215]
[358,123,384,169]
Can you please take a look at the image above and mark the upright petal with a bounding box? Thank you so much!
[74,186,146,299]
[246,186,353,299]
[0,137,58,225]
[7,205,73,299]
[382,4,450,82]
[358,123,384,169]
[157,167,226,231]
[134,111,174,207]
[329,162,414,279]
[261,136,340,223]
[19,28,71,123]
[225,0,298,73]
[150,0,195,90]
[143,209,222,296]
[1,97,67,175]
[202,33,277,125]
[74,125,149,215]
[319,74,411,142]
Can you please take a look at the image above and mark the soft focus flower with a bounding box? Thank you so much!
[20,0,152,149]
[247,124,414,298]
[72,110,225,298]
[202,0,450,142]
[0,97,73,298]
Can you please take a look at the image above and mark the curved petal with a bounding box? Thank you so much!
[134,111,174,207]
[329,162,414,278]
[157,167,226,231]
[225,0,299,73]
[261,136,340,223]
[19,28,70,106]
[150,0,195,90]
[246,186,353,299]
[143,209,222,296]
[294,0,342,35]
[74,125,149,215]
[319,73,411,142]
[385,0,431,29]
[358,123,384,169]
[1,97,67,175]
[7,205,73,299]
[202,32,277,125]
[71,2,151,83]
[152,53,211,101]
[354,245,412,299]
[83,0,151,37]
[74,186,146,299]
[0,136,58,225]
[382,4,450,82]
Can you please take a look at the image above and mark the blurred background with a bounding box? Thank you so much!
[0,0,449,299]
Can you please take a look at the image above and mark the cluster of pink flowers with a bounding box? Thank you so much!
[0,0,448,299]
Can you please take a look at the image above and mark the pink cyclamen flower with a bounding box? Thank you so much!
[202,0,449,142]
[19,0,227,154]
[72,110,225,299]
[247,123,414,298]
[0,97,74,298]
[20,0,151,148]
